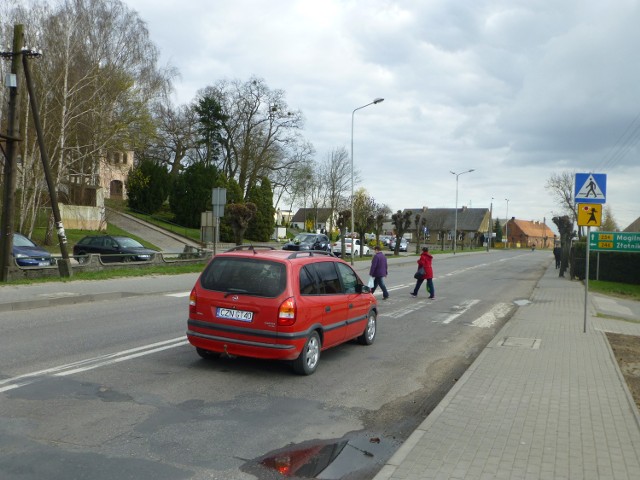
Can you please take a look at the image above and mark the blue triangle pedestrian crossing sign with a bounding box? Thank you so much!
[574,173,606,204]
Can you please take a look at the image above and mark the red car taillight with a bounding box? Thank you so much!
[189,287,197,315]
[278,297,296,326]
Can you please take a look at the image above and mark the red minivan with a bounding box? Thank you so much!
[187,246,377,375]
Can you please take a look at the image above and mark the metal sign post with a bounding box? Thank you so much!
[211,188,227,256]
[584,226,591,333]
[574,174,606,334]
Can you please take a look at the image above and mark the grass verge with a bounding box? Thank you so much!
[589,280,640,301]
[6,261,208,285]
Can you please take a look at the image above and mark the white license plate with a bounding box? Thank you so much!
[216,307,254,322]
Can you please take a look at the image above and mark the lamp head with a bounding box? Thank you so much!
[373,98,384,104]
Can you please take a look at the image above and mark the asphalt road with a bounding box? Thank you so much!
[0,249,550,479]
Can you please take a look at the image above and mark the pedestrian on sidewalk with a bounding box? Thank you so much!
[553,244,561,269]
[369,245,389,300]
[411,246,434,298]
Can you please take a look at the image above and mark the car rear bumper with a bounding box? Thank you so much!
[187,320,302,360]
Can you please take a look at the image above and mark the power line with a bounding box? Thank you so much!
[597,110,640,171]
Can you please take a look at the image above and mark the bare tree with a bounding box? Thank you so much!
[2,0,171,235]
[546,171,580,236]
[271,140,314,211]
[319,147,351,236]
[139,101,199,179]
[197,77,306,198]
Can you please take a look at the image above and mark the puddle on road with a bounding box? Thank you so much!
[242,431,399,479]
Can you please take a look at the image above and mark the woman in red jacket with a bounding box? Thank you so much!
[410,247,434,299]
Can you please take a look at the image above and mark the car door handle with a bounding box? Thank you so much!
[325,306,331,312]
[349,303,353,309]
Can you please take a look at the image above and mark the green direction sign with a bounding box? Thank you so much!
[589,231,640,252]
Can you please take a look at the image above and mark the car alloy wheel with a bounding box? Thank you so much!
[293,331,321,375]
[358,311,377,345]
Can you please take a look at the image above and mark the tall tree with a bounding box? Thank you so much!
[319,147,352,237]
[193,94,227,166]
[494,218,503,243]
[126,159,171,214]
[245,177,275,241]
[2,0,171,234]
[170,163,221,228]
[138,102,199,179]
[270,141,314,210]
[196,77,306,197]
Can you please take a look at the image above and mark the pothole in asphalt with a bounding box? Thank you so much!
[241,431,400,479]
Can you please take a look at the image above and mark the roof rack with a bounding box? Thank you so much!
[225,245,276,254]
[286,250,335,260]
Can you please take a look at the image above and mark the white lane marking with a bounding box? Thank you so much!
[0,337,188,393]
[379,300,428,318]
[166,292,191,297]
[442,299,480,324]
[471,303,512,328]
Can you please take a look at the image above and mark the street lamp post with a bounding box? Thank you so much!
[504,198,510,249]
[450,169,474,254]
[486,197,493,252]
[350,97,384,265]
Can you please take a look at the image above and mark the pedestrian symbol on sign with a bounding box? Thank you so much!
[575,173,606,203]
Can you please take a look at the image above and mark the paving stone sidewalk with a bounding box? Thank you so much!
[374,262,640,480]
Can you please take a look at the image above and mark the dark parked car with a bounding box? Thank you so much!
[12,233,55,267]
[73,235,157,263]
[187,246,377,375]
[282,233,331,252]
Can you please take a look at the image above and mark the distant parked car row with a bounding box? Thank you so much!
[7,233,160,267]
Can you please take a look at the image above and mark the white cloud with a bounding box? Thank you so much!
[125,0,640,230]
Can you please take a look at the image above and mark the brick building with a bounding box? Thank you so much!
[505,218,556,249]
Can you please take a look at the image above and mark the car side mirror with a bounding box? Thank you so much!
[357,284,370,294]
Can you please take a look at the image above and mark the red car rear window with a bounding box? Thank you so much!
[199,257,287,297]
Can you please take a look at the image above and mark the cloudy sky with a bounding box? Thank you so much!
[125,0,639,232]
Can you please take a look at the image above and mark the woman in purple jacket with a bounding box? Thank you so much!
[369,245,389,300]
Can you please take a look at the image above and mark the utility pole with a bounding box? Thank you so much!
[22,48,72,277]
[0,25,24,282]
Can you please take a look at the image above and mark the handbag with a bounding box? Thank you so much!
[367,276,375,288]
[414,266,425,279]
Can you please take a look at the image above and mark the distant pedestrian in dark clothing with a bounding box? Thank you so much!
[553,246,561,269]
[411,247,434,298]
[369,245,389,300]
